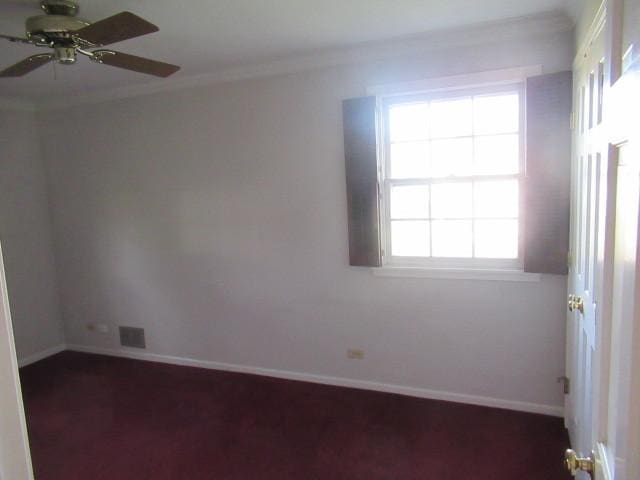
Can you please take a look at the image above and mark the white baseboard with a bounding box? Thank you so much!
[66,344,564,417]
[18,344,67,367]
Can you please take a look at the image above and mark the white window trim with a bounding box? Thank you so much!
[371,266,541,282]
[370,67,541,280]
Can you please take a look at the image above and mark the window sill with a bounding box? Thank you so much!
[371,266,541,282]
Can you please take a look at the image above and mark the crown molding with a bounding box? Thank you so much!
[34,10,573,111]
[0,96,37,112]
[367,65,543,96]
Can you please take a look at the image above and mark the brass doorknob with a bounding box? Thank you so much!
[568,294,575,311]
[574,296,584,314]
[565,449,595,477]
[568,295,584,314]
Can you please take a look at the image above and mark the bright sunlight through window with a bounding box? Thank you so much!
[382,86,522,268]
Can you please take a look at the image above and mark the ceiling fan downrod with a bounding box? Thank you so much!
[39,0,79,17]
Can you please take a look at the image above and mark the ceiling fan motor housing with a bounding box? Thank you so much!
[26,1,89,45]
[26,15,89,37]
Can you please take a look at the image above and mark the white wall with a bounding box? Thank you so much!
[0,109,64,361]
[40,23,574,412]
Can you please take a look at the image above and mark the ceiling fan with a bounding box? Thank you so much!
[0,0,180,78]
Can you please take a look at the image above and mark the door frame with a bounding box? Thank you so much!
[0,241,34,480]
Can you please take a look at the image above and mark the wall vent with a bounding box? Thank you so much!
[119,326,146,349]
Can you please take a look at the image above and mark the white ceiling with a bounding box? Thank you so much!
[0,0,582,100]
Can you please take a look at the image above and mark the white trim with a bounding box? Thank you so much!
[596,442,614,480]
[66,343,563,417]
[17,344,67,368]
[367,65,542,97]
[371,266,542,282]
[0,243,34,480]
[33,11,572,111]
[622,44,635,74]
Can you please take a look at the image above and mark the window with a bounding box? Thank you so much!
[380,85,524,269]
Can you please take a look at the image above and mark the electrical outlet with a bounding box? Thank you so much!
[347,348,364,360]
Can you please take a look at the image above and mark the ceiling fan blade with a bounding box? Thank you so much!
[0,54,54,77]
[74,12,159,46]
[93,50,180,77]
[0,34,35,45]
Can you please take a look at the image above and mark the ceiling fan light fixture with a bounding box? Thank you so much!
[54,46,76,64]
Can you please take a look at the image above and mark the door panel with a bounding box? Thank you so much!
[605,137,638,480]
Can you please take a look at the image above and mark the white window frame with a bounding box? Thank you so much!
[377,82,526,271]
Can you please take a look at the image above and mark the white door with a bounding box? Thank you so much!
[0,241,34,480]
[565,2,640,480]
[596,40,640,480]
[566,14,606,478]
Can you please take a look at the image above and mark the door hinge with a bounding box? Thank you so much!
[569,112,576,130]
[558,376,570,395]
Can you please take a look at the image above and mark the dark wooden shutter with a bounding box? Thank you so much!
[343,97,382,267]
[524,71,573,274]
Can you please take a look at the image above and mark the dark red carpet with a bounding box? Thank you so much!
[20,351,571,480]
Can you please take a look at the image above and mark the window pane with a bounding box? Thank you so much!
[431,182,472,219]
[474,134,519,175]
[475,219,518,258]
[390,185,429,219]
[474,94,519,135]
[391,221,430,257]
[431,220,472,257]
[430,137,473,177]
[429,98,472,138]
[474,180,519,218]
[389,103,429,141]
[390,141,429,178]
